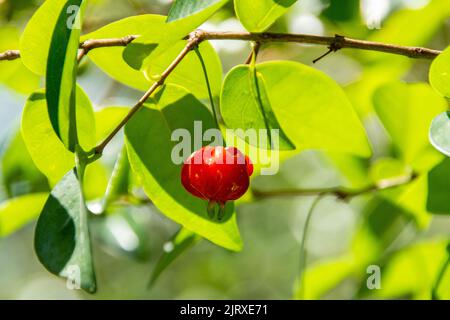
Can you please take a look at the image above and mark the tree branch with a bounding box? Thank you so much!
[92,31,205,155]
[252,173,418,201]
[0,31,443,62]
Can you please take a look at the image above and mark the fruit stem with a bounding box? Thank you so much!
[207,200,217,219]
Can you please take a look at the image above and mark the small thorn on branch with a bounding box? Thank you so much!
[313,34,345,64]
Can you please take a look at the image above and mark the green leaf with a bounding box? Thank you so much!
[2,132,49,198]
[0,193,48,237]
[124,1,227,69]
[427,158,450,214]
[150,228,201,286]
[81,15,163,91]
[294,255,355,299]
[21,86,96,184]
[35,169,96,293]
[234,0,297,32]
[252,61,371,157]
[430,111,450,157]
[20,0,78,75]
[46,0,85,151]
[373,82,448,164]
[167,0,228,22]
[82,15,223,99]
[102,147,131,211]
[367,240,449,299]
[94,107,129,144]
[125,84,242,251]
[220,64,295,150]
[0,25,40,94]
[430,46,450,98]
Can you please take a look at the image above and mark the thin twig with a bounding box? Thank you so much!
[0,50,20,61]
[77,35,138,62]
[253,173,418,201]
[297,195,323,300]
[93,31,205,155]
[244,41,261,65]
[1,31,443,62]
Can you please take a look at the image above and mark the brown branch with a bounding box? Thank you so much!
[252,172,418,201]
[78,35,138,62]
[0,50,20,61]
[1,31,443,62]
[93,31,205,155]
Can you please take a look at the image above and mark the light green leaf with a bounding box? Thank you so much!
[427,158,450,214]
[430,46,450,98]
[94,106,129,144]
[294,255,355,300]
[125,84,242,251]
[20,0,77,75]
[254,61,371,157]
[46,0,85,151]
[234,0,297,32]
[150,228,201,286]
[373,82,448,164]
[0,193,48,237]
[0,26,40,94]
[81,15,164,91]
[124,1,227,69]
[429,111,450,157]
[21,86,96,183]
[82,15,223,99]
[167,0,229,22]
[35,169,96,293]
[368,240,449,299]
[102,147,131,211]
[220,64,295,150]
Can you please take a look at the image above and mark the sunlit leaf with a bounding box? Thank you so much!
[0,26,40,94]
[21,86,96,183]
[373,82,447,164]
[124,1,227,70]
[234,0,298,32]
[125,84,242,251]
[83,15,223,99]
[35,169,96,293]
[0,193,48,237]
[253,61,371,157]
[220,64,295,150]
[430,46,450,98]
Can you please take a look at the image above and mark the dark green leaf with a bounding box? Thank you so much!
[427,158,450,214]
[46,0,84,151]
[150,228,200,286]
[35,169,96,293]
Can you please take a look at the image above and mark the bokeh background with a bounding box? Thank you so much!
[0,0,449,299]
